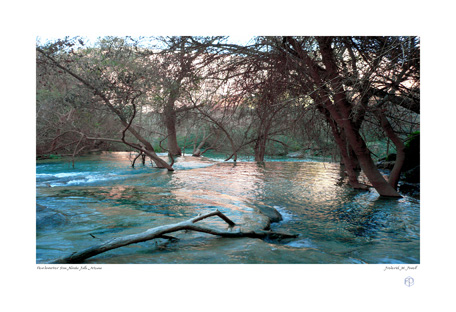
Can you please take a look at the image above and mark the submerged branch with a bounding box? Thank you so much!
[52,210,296,264]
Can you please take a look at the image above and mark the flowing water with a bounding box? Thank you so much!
[36,152,419,264]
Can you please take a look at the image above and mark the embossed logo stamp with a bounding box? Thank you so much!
[404,276,415,287]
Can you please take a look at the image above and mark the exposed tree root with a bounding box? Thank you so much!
[52,210,297,264]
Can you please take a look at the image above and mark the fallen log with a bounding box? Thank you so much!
[52,210,297,264]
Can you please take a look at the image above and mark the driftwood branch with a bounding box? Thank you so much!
[52,210,296,264]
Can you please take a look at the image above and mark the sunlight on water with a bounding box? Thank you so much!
[36,152,419,264]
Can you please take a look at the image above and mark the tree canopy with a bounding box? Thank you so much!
[36,36,420,197]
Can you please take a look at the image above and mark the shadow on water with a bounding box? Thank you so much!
[36,152,419,264]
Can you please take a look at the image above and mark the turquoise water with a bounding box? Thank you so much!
[36,152,420,264]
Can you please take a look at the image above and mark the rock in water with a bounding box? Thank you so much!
[257,206,283,223]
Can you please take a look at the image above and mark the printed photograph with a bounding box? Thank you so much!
[36,36,420,264]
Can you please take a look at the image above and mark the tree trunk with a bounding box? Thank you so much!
[316,38,401,197]
[119,113,173,170]
[164,110,181,156]
[317,105,367,189]
[36,48,174,171]
[332,130,365,189]
[325,98,400,196]
[254,135,267,162]
[192,132,213,157]
[164,90,182,156]
[378,112,406,190]
[193,144,216,157]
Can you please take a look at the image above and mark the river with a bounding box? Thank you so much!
[36,151,420,264]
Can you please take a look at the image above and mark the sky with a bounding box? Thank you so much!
[37,35,256,47]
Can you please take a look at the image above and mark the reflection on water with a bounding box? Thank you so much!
[36,152,420,264]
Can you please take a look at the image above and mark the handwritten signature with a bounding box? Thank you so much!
[384,265,418,271]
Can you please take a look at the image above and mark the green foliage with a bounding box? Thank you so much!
[152,143,163,153]
[265,135,302,156]
[366,140,390,160]
[37,154,62,160]
[405,131,420,149]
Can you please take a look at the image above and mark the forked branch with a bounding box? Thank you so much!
[52,210,296,263]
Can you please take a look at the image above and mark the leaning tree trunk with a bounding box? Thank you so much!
[326,99,401,197]
[317,104,368,189]
[378,111,406,190]
[122,123,173,170]
[192,130,214,157]
[316,38,401,197]
[36,48,174,171]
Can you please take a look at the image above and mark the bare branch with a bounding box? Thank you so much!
[51,210,296,263]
